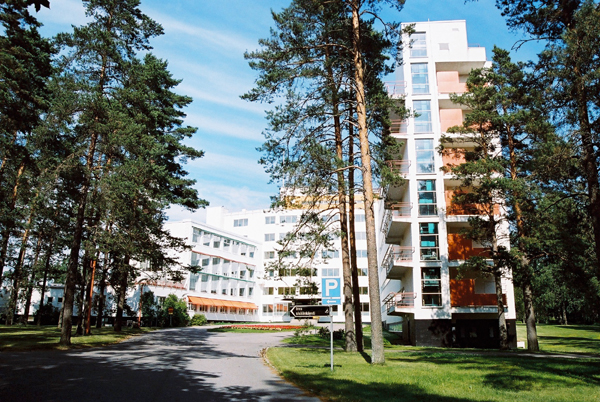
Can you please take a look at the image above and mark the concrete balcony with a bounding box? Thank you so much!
[383,203,412,242]
[385,81,407,97]
[383,291,417,315]
[386,160,410,176]
[383,245,415,279]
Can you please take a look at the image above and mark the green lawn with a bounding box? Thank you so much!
[268,324,600,402]
[0,325,154,351]
[268,347,600,402]
[517,323,600,355]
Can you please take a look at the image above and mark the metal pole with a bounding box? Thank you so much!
[330,307,334,371]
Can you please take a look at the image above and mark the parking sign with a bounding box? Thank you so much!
[321,277,341,305]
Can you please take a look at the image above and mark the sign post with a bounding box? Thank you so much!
[321,278,341,371]
[289,305,330,318]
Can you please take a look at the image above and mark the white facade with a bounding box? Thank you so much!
[379,20,516,347]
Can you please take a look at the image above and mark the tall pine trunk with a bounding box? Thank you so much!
[114,258,129,332]
[350,0,384,364]
[348,123,363,351]
[0,161,25,284]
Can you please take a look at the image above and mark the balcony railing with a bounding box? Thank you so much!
[390,119,408,135]
[385,202,412,218]
[385,81,407,96]
[391,246,414,263]
[383,292,417,309]
[386,160,410,175]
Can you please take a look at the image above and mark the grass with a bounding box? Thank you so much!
[267,347,600,402]
[207,326,299,333]
[516,323,600,356]
[283,326,400,349]
[0,325,154,351]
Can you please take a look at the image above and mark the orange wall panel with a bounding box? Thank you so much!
[450,279,507,307]
[439,109,463,132]
[447,234,490,260]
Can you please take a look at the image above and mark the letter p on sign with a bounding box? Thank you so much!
[322,278,341,298]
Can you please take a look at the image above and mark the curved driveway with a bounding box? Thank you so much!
[0,327,321,402]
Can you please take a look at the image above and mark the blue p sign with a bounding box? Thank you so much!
[321,278,341,305]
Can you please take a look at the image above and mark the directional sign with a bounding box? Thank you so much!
[289,305,330,318]
[321,277,341,305]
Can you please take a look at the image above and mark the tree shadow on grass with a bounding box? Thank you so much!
[279,370,483,402]
[386,352,600,392]
[538,335,600,355]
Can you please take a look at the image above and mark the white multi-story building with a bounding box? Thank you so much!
[207,205,372,323]
[379,20,517,348]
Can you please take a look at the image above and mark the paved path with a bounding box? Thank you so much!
[0,327,321,402]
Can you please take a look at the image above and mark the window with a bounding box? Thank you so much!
[264,251,275,259]
[222,289,227,295]
[213,236,221,248]
[358,268,368,276]
[415,138,435,173]
[322,249,340,259]
[410,32,427,57]
[280,215,297,224]
[414,101,432,133]
[230,288,236,296]
[418,180,437,216]
[57,297,63,303]
[422,267,442,307]
[264,287,274,295]
[420,222,439,261]
[192,227,202,243]
[263,304,274,315]
[191,253,200,267]
[279,232,288,240]
[356,250,368,258]
[278,287,296,295]
[223,239,231,249]
[248,287,254,296]
[355,214,365,223]
[322,268,340,277]
[359,287,368,295]
[212,257,220,265]
[355,232,367,240]
[189,273,199,291]
[264,233,275,242]
[411,63,429,94]
[202,258,210,267]
[234,218,248,227]
[360,302,370,312]
[239,288,245,296]
[47,296,53,303]
[265,216,275,224]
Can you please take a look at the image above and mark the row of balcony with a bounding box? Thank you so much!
[383,278,506,314]
[384,72,468,98]
[382,235,489,279]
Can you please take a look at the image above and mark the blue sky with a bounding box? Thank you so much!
[34,0,541,222]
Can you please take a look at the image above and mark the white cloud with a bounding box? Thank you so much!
[144,8,256,54]
[194,181,274,212]
[36,0,88,26]
[186,152,266,180]
[185,113,263,141]
[178,83,266,115]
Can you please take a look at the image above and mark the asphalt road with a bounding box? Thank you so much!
[0,327,321,402]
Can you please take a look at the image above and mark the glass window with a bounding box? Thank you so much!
[264,251,275,259]
[414,101,432,133]
[264,233,275,242]
[422,267,442,306]
[358,268,368,276]
[265,216,275,224]
[280,215,298,224]
[410,32,427,58]
[415,139,435,173]
[356,250,368,258]
[355,215,366,223]
[360,302,370,312]
[321,249,340,259]
[234,219,248,227]
[192,227,202,243]
[411,63,429,94]
[419,223,439,261]
[418,180,438,216]
[321,268,340,277]
[189,273,199,291]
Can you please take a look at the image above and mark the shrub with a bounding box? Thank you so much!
[190,314,207,326]
[318,327,346,340]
